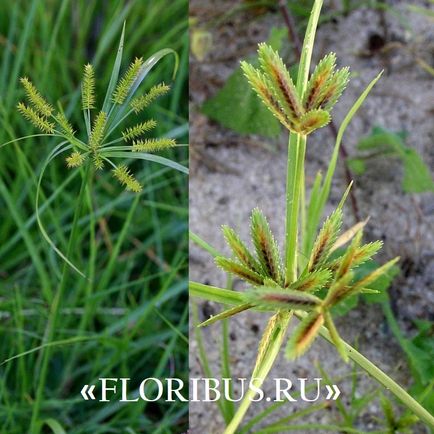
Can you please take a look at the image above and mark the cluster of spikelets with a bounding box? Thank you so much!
[17,57,176,193]
[213,206,398,361]
[241,43,350,135]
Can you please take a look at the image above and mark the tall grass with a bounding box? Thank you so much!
[0,1,188,433]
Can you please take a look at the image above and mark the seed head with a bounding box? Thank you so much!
[82,64,96,110]
[20,77,53,117]
[112,57,144,104]
[132,137,176,153]
[89,111,107,150]
[112,164,142,193]
[66,151,86,168]
[122,120,157,141]
[130,83,170,114]
[17,102,55,133]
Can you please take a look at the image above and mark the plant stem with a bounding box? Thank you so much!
[284,0,322,284]
[278,0,360,221]
[284,133,306,284]
[191,280,434,429]
[30,163,90,434]
[224,312,292,434]
[295,311,434,429]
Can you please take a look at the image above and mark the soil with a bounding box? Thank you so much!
[189,1,434,432]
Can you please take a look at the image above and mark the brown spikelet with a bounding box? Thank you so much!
[316,67,350,111]
[286,311,324,359]
[308,209,342,272]
[335,231,362,279]
[323,273,354,307]
[222,225,262,273]
[241,61,295,131]
[253,288,322,311]
[251,208,282,284]
[215,257,264,285]
[257,43,303,121]
[304,53,336,110]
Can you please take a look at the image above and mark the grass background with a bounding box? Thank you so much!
[0,1,188,433]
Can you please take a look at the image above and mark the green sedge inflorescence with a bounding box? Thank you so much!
[241,43,350,135]
[17,59,176,193]
[215,206,398,361]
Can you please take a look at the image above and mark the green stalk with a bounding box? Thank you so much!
[284,134,306,283]
[284,0,323,284]
[30,163,90,434]
[191,280,434,430]
[224,312,292,434]
[299,312,434,429]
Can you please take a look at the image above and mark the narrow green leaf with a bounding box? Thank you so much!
[324,310,348,362]
[198,303,253,327]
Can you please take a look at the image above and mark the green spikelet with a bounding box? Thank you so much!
[257,43,303,122]
[286,311,324,359]
[20,77,53,117]
[250,287,322,311]
[298,109,330,135]
[93,154,104,170]
[17,102,55,133]
[122,120,157,141]
[56,111,75,138]
[82,64,96,110]
[66,151,86,168]
[92,153,104,170]
[132,138,176,153]
[352,240,383,268]
[112,57,144,104]
[112,164,142,193]
[89,111,107,150]
[215,257,264,285]
[350,257,399,294]
[241,62,295,131]
[222,225,262,273]
[308,209,343,271]
[303,53,336,110]
[250,208,282,284]
[130,83,170,114]
[289,269,332,292]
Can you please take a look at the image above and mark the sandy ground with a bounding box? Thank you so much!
[189,1,434,432]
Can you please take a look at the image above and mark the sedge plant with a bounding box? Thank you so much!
[1,25,188,433]
[189,0,434,432]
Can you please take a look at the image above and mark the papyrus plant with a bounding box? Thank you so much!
[190,0,434,432]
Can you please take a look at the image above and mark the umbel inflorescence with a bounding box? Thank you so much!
[17,58,175,193]
[215,206,398,361]
[241,43,350,135]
